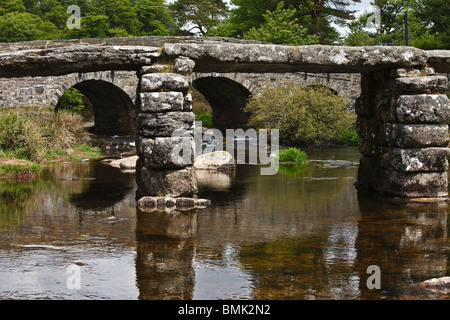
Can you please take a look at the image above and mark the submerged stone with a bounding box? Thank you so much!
[136,196,211,212]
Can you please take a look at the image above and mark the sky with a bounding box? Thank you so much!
[333,0,375,35]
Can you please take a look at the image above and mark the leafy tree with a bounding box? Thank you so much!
[243,2,319,45]
[226,0,359,44]
[0,12,61,42]
[0,0,26,15]
[169,0,229,35]
[343,0,448,49]
[136,0,178,35]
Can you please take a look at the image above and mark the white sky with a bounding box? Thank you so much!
[333,0,375,35]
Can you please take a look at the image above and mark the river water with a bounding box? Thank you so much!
[0,146,449,300]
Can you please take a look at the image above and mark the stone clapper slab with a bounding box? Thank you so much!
[163,43,429,73]
[136,136,195,169]
[0,45,161,77]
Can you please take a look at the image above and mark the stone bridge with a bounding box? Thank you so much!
[0,63,360,134]
[0,36,449,201]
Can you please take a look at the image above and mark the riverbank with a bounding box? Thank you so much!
[0,108,103,182]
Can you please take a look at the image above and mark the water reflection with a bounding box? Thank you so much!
[0,146,449,300]
[135,209,197,300]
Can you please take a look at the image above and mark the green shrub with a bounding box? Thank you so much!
[55,88,85,114]
[277,147,308,164]
[195,112,213,128]
[245,83,356,146]
[339,127,361,146]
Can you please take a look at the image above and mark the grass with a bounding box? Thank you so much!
[0,108,104,182]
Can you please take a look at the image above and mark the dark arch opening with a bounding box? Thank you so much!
[66,79,135,136]
[193,77,252,132]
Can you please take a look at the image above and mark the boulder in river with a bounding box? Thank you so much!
[194,151,236,171]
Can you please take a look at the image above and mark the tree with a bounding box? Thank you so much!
[169,0,229,35]
[0,12,61,42]
[343,0,449,49]
[243,2,319,45]
[135,0,178,36]
[223,0,360,44]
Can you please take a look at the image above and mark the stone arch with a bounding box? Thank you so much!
[192,75,252,132]
[56,76,136,135]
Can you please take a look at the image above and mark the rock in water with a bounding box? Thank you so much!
[194,151,236,171]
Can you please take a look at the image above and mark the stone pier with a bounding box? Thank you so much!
[356,68,450,198]
[134,57,208,208]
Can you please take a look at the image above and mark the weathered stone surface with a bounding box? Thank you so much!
[194,151,236,171]
[393,94,450,123]
[427,50,450,74]
[358,157,448,198]
[174,56,195,74]
[137,136,195,168]
[388,76,448,94]
[0,45,160,78]
[387,148,450,172]
[138,92,184,113]
[137,64,169,77]
[357,119,449,148]
[106,156,139,169]
[137,196,211,212]
[136,160,198,197]
[369,147,450,172]
[389,67,421,78]
[140,73,189,93]
[164,43,428,73]
[138,112,195,137]
[183,93,193,111]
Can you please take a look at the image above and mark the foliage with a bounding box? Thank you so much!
[55,88,85,114]
[0,0,178,42]
[277,147,308,163]
[195,113,213,128]
[343,0,449,49]
[0,11,61,42]
[226,0,359,44]
[245,83,356,146]
[0,109,89,163]
[339,126,360,146]
[243,2,319,45]
[169,0,229,35]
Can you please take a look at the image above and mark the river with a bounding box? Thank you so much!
[0,145,449,300]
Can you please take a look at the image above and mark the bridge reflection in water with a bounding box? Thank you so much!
[1,147,447,299]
